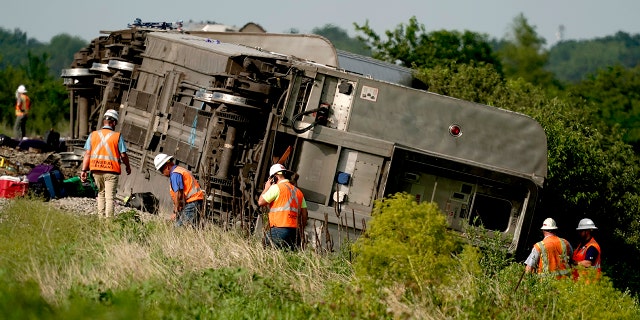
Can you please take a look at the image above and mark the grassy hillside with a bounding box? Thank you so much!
[1,195,638,319]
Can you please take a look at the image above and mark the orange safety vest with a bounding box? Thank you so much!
[88,128,122,173]
[268,181,304,228]
[533,235,572,277]
[15,93,31,117]
[169,166,205,204]
[572,237,601,280]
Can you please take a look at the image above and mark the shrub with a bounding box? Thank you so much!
[352,193,461,292]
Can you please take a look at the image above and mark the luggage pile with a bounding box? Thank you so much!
[1,162,98,200]
[0,131,96,200]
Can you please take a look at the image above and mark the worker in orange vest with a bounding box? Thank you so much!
[154,153,205,228]
[80,109,132,218]
[572,218,601,281]
[14,85,31,140]
[258,164,308,250]
[524,217,573,278]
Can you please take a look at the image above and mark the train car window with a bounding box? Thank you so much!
[469,194,512,231]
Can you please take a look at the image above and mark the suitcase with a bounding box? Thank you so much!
[37,169,66,199]
[0,176,28,198]
[63,175,97,198]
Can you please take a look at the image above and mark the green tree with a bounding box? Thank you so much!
[569,64,640,151]
[498,13,557,88]
[548,31,640,83]
[354,16,502,71]
[312,24,370,56]
[47,34,88,77]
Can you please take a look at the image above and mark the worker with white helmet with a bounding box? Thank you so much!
[154,153,204,227]
[14,84,31,139]
[258,164,308,250]
[80,109,132,218]
[524,217,573,277]
[572,218,601,280]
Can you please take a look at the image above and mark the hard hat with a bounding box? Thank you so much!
[576,218,597,230]
[269,163,291,177]
[154,153,173,171]
[17,85,27,93]
[104,109,119,122]
[540,217,558,230]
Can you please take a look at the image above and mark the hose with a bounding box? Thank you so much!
[291,106,329,134]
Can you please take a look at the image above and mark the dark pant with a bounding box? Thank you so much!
[14,115,27,140]
[264,227,300,250]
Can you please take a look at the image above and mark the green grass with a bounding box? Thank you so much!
[1,196,639,319]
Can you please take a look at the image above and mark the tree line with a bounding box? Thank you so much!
[2,14,640,296]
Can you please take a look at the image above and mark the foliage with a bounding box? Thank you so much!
[354,16,502,72]
[312,24,371,56]
[549,31,640,83]
[0,27,86,77]
[569,64,640,151]
[497,13,558,89]
[352,193,461,291]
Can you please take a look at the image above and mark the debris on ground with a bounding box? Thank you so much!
[0,141,167,222]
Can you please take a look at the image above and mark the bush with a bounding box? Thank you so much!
[352,193,461,291]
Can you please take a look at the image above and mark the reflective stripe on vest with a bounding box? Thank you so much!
[89,129,121,173]
[268,182,302,228]
[572,237,602,280]
[15,94,30,117]
[169,166,205,203]
[535,235,571,276]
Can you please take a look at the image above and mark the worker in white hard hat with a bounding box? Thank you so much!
[572,218,601,281]
[524,217,573,278]
[258,164,308,250]
[154,153,204,227]
[80,109,132,218]
[14,84,31,140]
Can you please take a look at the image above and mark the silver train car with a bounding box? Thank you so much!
[62,27,547,255]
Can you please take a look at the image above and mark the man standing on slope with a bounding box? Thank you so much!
[80,109,132,218]
[14,84,30,140]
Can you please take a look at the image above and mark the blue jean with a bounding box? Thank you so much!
[176,200,202,227]
[264,227,299,250]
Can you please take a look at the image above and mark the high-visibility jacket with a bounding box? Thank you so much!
[268,181,304,228]
[88,128,122,173]
[533,235,572,277]
[15,93,30,117]
[169,166,205,204]
[572,237,601,280]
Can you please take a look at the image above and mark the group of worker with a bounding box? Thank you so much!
[79,109,307,250]
[524,216,601,281]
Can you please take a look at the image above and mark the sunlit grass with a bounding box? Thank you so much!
[1,196,638,319]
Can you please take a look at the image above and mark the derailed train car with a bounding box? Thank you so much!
[62,26,547,256]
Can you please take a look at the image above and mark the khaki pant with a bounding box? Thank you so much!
[93,172,119,217]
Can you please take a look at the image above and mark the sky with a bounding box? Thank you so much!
[2,0,640,46]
